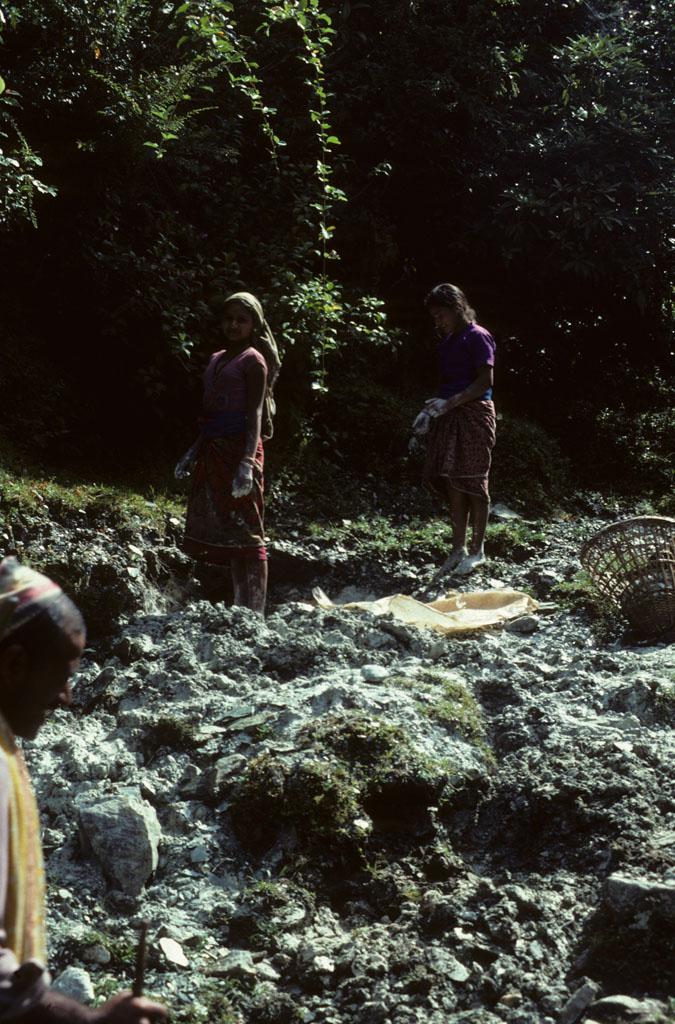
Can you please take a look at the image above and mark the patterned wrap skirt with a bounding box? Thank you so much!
[183,436,266,563]
[423,399,496,501]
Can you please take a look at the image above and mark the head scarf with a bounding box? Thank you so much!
[222,292,281,440]
[0,558,64,642]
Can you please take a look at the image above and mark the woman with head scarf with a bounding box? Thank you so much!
[176,292,281,614]
[416,283,496,577]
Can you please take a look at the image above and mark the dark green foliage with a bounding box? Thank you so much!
[313,368,417,475]
[592,373,675,494]
[0,0,390,467]
[490,414,571,509]
[0,0,673,495]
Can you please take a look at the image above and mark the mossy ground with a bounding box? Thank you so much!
[415,669,485,742]
[230,711,454,868]
[230,749,361,857]
[144,716,203,757]
[55,927,137,972]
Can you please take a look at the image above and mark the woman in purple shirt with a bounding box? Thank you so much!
[422,283,496,576]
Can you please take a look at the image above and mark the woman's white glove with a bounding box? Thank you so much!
[424,398,448,418]
[174,448,197,480]
[232,460,254,498]
[412,409,432,436]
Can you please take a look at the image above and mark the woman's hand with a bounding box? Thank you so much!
[174,447,197,480]
[425,396,462,417]
[412,409,432,435]
[424,398,449,417]
[232,459,254,498]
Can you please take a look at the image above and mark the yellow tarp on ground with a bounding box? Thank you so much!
[314,589,538,635]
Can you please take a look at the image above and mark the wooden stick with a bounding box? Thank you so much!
[132,921,149,998]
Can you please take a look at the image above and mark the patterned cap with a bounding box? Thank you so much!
[0,558,64,641]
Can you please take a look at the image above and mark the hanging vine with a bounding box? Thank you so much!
[181,0,350,390]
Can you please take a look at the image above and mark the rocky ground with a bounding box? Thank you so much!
[2,493,674,1024]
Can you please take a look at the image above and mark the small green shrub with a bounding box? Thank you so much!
[144,716,202,756]
[486,520,548,561]
[231,711,454,857]
[301,714,409,768]
[594,373,675,496]
[315,369,418,475]
[490,413,571,510]
[230,752,360,855]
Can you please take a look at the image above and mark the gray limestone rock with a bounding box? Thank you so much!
[559,981,600,1024]
[361,664,389,682]
[208,949,257,978]
[51,967,95,1004]
[587,994,670,1022]
[605,872,675,921]
[504,614,540,634]
[76,790,161,896]
[18,505,675,1024]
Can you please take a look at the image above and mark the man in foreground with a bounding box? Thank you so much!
[0,557,166,1024]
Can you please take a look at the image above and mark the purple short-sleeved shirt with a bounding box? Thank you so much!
[438,323,495,401]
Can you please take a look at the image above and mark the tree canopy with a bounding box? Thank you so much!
[0,0,673,487]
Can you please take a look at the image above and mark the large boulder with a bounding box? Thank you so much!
[76,789,161,896]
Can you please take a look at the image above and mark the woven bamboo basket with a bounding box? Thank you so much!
[580,516,675,639]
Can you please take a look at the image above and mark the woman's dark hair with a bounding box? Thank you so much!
[424,283,476,322]
[0,595,85,666]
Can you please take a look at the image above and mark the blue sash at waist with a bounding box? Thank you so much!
[202,411,247,438]
[439,383,493,401]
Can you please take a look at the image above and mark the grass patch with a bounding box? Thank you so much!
[486,520,548,561]
[301,514,454,562]
[551,570,607,614]
[390,669,486,744]
[0,456,184,535]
